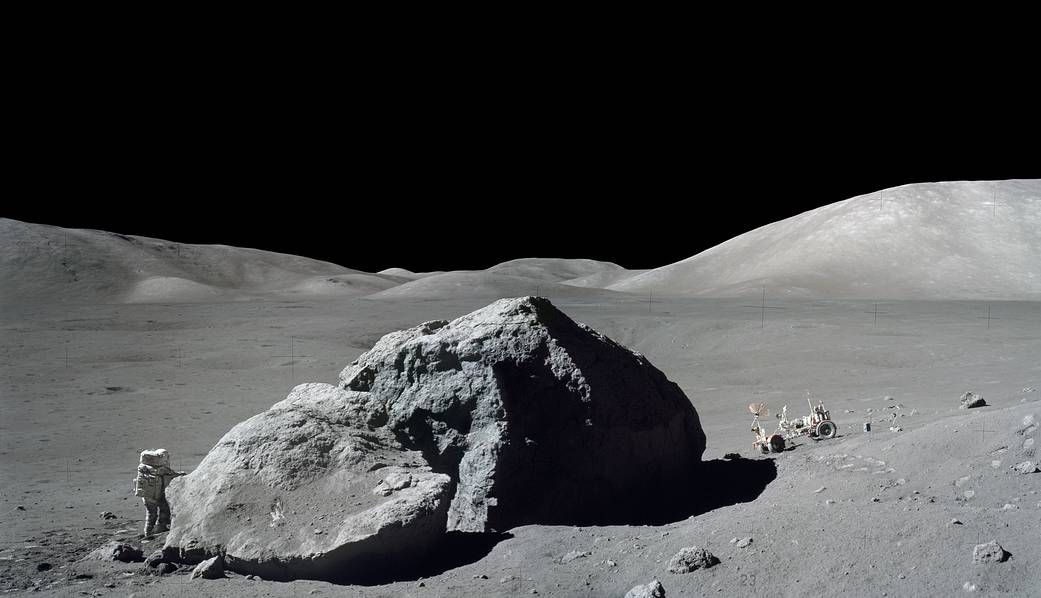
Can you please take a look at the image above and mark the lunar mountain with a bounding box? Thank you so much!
[611,180,1041,300]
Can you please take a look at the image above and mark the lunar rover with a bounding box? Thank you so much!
[749,396,837,453]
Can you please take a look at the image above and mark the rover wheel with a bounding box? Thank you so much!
[815,421,837,439]
[769,434,785,453]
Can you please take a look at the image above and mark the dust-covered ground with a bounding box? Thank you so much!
[1,295,1039,596]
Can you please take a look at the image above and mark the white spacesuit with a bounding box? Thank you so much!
[133,449,186,536]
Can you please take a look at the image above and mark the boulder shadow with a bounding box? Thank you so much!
[328,531,513,586]
[528,456,778,527]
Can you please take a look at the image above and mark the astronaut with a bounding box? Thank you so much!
[133,449,186,536]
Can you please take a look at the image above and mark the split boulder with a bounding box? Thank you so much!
[164,297,705,581]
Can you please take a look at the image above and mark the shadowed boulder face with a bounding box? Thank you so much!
[340,296,706,532]
[164,297,705,581]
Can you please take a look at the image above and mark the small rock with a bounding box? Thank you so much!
[889,426,903,432]
[1023,414,1036,428]
[473,574,488,579]
[959,392,986,409]
[814,486,826,493]
[1023,438,1035,450]
[191,555,225,580]
[245,575,258,581]
[99,512,116,520]
[530,590,538,595]
[871,497,880,502]
[144,550,165,568]
[963,581,978,592]
[735,537,752,548]
[83,541,144,563]
[1002,503,1018,510]
[605,559,617,567]
[972,540,1009,564]
[104,583,116,588]
[560,550,591,564]
[501,575,518,583]
[666,546,719,573]
[35,563,51,572]
[964,490,975,499]
[884,396,895,401]
[950,518,963,525]
[372,471,413,496]
[16,505,25,511]
[158,562,178,575]
[625,579,666,598]
[1011,461,1039,474]
[825,499,836,505]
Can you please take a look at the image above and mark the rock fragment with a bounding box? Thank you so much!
[735,537,752,548]
[83,541,144,563]
[972,541,1009,564]
[191,555,225,580]
[666,546,719,573]
[625,579,666,598]
[560,550,591,564]
[1011,461,1038,474]
[959,392,986,409]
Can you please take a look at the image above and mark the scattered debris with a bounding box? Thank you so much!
[191,555,226,580]
[560,550,591,564]
[972,540,1009,564]
[83,541,144,563]
[1011,461,1038,475]
[959,392,986,410]
[666,546,719,573]
[625,579,666,598]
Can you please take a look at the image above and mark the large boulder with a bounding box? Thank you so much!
[164,297,705,580]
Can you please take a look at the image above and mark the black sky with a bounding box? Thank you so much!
[6,30,1038,273]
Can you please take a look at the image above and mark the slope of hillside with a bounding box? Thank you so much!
[610,180,1041,299]
[364,271,630,301]
[0,219,388,307]
[486,258,624,282]
[562,268,647,289]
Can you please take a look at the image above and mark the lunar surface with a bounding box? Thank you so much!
[1,180,1039,597]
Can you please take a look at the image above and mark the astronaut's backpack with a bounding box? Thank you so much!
[133,449,167,499]
[133,468,161,499]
